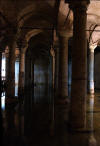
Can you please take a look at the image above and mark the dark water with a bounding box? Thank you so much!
[1,89,100,146]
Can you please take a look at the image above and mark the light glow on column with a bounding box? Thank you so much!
[15,60,19,96]
[1,54,6,80]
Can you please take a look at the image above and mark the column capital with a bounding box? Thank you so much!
[17,39,28,53]
[58,30,72,39]
[17,39,28,50]
[89,44,97,52]
[5,46,9,54]
[50,48,55,57]
[65,0,90,3]
[15,47,20,58]
[68,0,90,12]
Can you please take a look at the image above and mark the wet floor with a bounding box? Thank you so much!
[1,91,100,146]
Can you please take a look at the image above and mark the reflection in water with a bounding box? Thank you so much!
[15,85,18,97]
[1,93,5,110]
[68,85,71,98]
[2,86,100,146]
[88,95,97,146]
[1,89,18,111]
[34,84,49,103]
[15,61,19,96]
[88,135,97,146]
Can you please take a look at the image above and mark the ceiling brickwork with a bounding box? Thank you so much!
[0,0,100,51]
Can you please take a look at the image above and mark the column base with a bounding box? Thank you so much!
[88,134,97,146]
[88,89,94,95]
[88,81,94,94]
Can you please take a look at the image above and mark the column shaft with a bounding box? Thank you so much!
[6,40,16,98]
[58,36,68,99]
[18,50,25,99]
[55,47,59,96]
[70,2,88,129]
[89,49,94,94]
[24,50,32,135]
[5,49,9,98]
[6,53,9,82]
[0,51,3,143]
[31,61,34,102]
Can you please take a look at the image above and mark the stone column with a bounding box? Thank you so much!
[18,49,25,100]
[5,47,9,98]
[17,39,28,101]
[50,48,55,90]
[0,50,3,142]
[57,34,70,102]
[69,1,89,129]
[5,47,9,83]
[54,44,59,96]
[88,95,97,145]
[6,38,16,98]
[88,45,96,94]
[24,49,32,135]
[31,60,34,102]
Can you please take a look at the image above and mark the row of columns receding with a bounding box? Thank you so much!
[0,0,96,130]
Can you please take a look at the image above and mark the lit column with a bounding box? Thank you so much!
[6,38,16,98]
[5,47,9,89]
[5,47,9,99]
[57,33,70,102]
[54,44,59,96]
[50,47,55,136]
[88,95,97,145]
[88,45,96,94]
[55,33,71,133]
[18,49,25,99]
[0,49,3,142]
[50,48,55,90]
[17,39,28,100]
[69,1,89,129]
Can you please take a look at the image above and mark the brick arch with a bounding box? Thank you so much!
[23,29,52,54]
[89,25,100,47]
[17,2,54,28]
[25,29,43,42]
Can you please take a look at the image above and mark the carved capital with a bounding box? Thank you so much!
[69,1,89,13]
[17,39,28,50]
[58,29,72,38]
[50,48,55,57]
[89,44,97,51]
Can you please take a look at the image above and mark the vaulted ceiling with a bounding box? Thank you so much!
[0,0,100,52]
